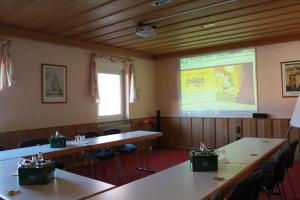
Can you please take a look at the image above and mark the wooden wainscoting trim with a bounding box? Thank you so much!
[0,118,153,149]
[159,117,300,159]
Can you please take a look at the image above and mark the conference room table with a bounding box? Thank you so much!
[0,131,162,161]
[0,158,115,200]
[86,137,286,200]
[0,131,162,200]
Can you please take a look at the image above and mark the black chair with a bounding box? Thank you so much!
[210,192,223,200]
[102,128,122,136]
[285,139,299,200]
[227,170,263,200]
[0,145,7,151]
[79,132,121,178]
[18,138,65,170]
[18,138,49,148]
[103,128,138,153]
[259,146,290,200]
[81,132,99,139]
[103,129,138,173]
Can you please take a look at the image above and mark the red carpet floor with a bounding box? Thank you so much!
[68,148,300,199]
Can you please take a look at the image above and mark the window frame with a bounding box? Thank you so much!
[97,66,125,122]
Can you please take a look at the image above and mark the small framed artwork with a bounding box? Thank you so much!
[281,60,300,97]
[42,64,67,103]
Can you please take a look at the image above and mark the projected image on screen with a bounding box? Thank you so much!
[180,48,257,117]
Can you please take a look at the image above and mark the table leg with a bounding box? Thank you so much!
[136,140,155,173]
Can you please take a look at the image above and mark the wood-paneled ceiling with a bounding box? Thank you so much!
[0,0,300,59]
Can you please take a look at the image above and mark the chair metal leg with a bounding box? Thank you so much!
[134,151,139,168]
[287,170,297,200]
[113,155,121,178]
[92,158,96,178]
[102,161,106,178]
[114,152,122,177]
[80,155,84,174]
[136,140,155,173]
[261,187,272,200]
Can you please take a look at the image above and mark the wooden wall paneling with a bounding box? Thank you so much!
[130,118,146,131]
[45,127,62,138]
[191,118,204,147]
[272,119,289,138]
[215,118,229,148]
[242,118,257,138]
[75,124,89,134]
[179,118,192,148]
[228,118,242,143]
[27,128,47,139]
[203,118,216,148]
[88,123,98,132]
[160,117,180,146]
[257,119,272,138]
[0,132,8,147]
[290,128,300,159]
[61,125,77,140]
[7,131,28,149]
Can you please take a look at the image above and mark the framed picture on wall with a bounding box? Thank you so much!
[42,64,67,103]
[281,60,300,97]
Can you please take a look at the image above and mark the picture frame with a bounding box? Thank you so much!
[42,64,67,103]
[281,60,300,97]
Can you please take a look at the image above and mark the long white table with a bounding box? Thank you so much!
[0,131,162,161]
[219,137,285,164]
[0,158,115,200]
[86,137,286,200]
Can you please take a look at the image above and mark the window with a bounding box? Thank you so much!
[98,69,124,121]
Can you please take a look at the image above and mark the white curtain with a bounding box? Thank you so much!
[0,42,15,92]
[89,53,139,118]
[128,63,139,103]
[90,54,99,103]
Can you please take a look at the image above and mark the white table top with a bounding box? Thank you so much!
[0,131,162,161]
[87,137,286,200]
[0,158,115,200]
[219,137,286,164]
[87,161,247,200]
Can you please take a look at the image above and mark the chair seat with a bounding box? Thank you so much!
[118,144,137,153]
[94,149,115,160]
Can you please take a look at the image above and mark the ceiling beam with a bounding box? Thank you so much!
[0,25,152,60]
[153,33,300,59]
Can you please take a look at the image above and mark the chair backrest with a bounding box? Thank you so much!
[287,139,299,168]
[80,132,99,138]
[0,145,7,151]
[274,146,290,183]
[228,170,263,200]
[103,128,121,136]
[210,192,223,200]
[19,138,49,148]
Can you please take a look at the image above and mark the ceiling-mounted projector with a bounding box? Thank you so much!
[135,24,156,37]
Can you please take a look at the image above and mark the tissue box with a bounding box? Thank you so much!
[189,151,218,171]
[18,162,55,185]
[49,137,66,148]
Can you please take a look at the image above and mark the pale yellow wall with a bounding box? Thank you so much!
[0,37,156,132]
[155,40,300,118]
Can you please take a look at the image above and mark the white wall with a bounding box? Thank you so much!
[155,40,300,118]
[0,37,156,132]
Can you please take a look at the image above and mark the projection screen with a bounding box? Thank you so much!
[180,48,257,117]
